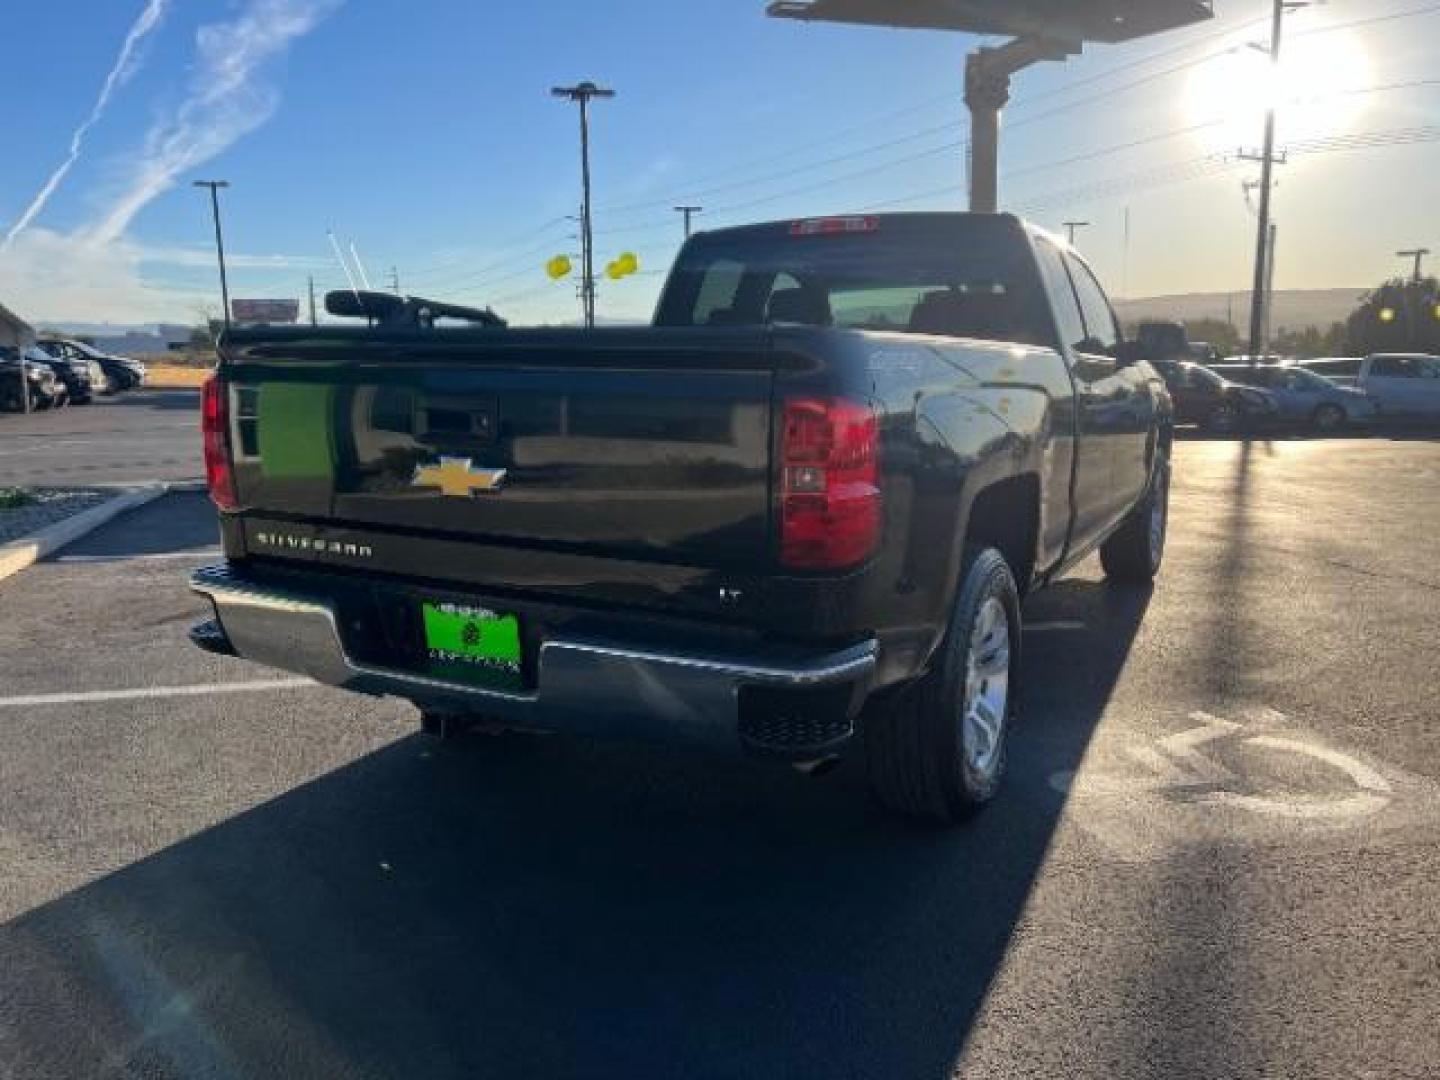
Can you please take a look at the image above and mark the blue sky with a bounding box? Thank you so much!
[2,0,1437,326]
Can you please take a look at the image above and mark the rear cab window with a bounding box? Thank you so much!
[655,214,1057,349]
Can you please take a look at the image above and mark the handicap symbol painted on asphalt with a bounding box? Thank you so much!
[1051,710,1393,822]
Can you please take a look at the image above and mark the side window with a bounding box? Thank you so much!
[1371,356,1416,378]
[1032,238,1086,355]
[691,259,745,326]
[1064,255,1119,356]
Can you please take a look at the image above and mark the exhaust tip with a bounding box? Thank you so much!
[792,756,842,778]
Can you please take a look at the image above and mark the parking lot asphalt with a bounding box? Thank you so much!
[0,439,1437,1079]
[0,390,201,487]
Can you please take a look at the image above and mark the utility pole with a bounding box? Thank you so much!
[387,266,402,295]
[193,180,232,330]
[1262,220,1278,359]
[1063,220,1089,245]
[674,205,703,239]
[307,275,318,326]
[1396,248,1430,283]
[1246,0,1305,359]
[551,81,615,329]
[1121,206,1131,297]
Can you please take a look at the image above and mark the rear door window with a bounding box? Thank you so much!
[1033,238,1087,355]
[1371,356,1421,377]
[1063,255,1119,357]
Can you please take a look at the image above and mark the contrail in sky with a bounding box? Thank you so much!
[86,0,341,247]
[1,0,170,251]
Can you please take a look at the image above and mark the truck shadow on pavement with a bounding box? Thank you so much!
[0,577,1149,1080]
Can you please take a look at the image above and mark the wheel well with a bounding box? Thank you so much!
[964,474,1039,595]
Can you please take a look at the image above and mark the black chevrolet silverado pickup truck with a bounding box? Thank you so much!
[190,212,1171,822]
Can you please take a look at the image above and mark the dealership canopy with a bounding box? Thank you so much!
[767,0,1214,212]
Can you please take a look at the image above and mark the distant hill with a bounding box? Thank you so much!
[1114,288,1367,332]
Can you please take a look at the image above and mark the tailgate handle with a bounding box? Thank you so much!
[418,396,496,446]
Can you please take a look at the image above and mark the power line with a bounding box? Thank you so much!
[587,1,1440,234]
[410,66,1440,301]
[372,2,1440,298]
[440,109,1440,302]
[591,4,1282,216]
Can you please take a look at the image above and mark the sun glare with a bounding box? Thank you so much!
[1186,30,1372,153]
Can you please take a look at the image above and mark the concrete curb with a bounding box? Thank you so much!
[0,483,174,583]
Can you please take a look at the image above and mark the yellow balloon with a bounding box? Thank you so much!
[546,255,573,280]
[617,252,639,276]
[605,260,625,281]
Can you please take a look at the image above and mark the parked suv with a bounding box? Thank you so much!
[25,344,93,404]
[37,338,144,391]
[0,347,64,410]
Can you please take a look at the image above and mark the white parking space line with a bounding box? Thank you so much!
[56,550,222,564]
[0,679,317,709]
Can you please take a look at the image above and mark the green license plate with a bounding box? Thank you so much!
[421,602,523,688]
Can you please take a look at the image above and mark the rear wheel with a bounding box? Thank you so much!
[1312,403,1346,432]
[865,547,1020,823]
[1206,402,1240,433]
[1101,451,1169,582]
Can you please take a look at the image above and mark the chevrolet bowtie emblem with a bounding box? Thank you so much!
[411,457,507,497]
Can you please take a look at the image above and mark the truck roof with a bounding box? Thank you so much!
[687,210,1030,243]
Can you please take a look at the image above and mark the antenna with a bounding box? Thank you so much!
[348,240,373,290]
[327,229,361,300]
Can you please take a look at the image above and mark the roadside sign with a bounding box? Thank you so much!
[231,299,300,324]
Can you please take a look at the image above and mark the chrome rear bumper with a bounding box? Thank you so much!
[189,564,876,756]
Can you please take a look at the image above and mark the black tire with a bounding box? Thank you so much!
[1101,451,1170,582]
[1206,401,1240,433]
[1312,403,1346,432]
[865,547,1020,823]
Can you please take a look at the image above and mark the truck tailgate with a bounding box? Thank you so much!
[222,330,776,574]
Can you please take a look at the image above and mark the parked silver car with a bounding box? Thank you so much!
[1302,354,1440,418]
[1213,363,1376,430]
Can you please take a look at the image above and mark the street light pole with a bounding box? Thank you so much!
[1396,248,1430,284]
[1396,248,1430,348]
[551,82,615,329]
[193,180,232,331]
[674,205,703,239]
[1063,220,1090,245]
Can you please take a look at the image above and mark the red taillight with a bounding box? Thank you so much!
[201,374,238,511]
[780,397,881,570]
[788,215,878,237]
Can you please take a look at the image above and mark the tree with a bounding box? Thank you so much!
[1345,276,1440,355]
[1184,317,1241,355]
